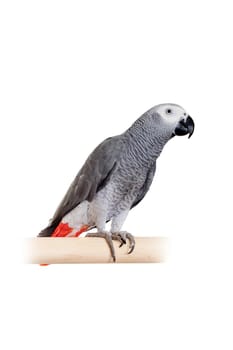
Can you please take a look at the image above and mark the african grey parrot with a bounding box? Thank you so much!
[38,103,194,261]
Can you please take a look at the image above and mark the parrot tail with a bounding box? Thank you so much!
[38,223,57,237]
[51,222,90,237]
[38,222,90,237]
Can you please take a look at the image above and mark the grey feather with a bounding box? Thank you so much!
[131,162,156,209]
[38,103,194,237]
[38,136,125,236]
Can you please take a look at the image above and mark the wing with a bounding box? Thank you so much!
[131,161,156,209]
[38,136,124,236]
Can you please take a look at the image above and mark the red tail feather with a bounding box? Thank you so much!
[51,222,73,237]
[51,222,89,237]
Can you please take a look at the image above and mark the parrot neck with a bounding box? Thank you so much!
[125,120,171,164]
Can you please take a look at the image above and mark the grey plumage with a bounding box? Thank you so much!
[38,103,194,247]
[38,136,124,236]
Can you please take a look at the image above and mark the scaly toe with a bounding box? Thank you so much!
[111,233,127,247]
[125,232,135,254]
[111,231,135,254]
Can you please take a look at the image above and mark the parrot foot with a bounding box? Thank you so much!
[85,231,135,262]
[112,231,135,254]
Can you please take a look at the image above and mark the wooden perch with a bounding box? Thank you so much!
[25,237,168,264]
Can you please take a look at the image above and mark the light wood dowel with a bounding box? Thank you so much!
[25,237,168,264]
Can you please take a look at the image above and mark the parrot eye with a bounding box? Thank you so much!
[166,109,172,114]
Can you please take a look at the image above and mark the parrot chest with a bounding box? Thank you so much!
[89,167,147,219]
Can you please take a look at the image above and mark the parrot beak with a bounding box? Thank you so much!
[173,116,195,138]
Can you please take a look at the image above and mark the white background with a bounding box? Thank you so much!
[0,0,233,349]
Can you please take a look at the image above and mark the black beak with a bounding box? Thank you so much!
[174,116,195,138]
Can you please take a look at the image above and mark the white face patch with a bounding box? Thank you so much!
[156,103,188,127]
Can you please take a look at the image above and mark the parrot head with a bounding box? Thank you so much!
[153,103,195,139]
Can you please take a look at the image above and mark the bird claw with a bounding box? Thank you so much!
[86,231,135,262]
[111,233,126,247]
[112,231,135,254]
